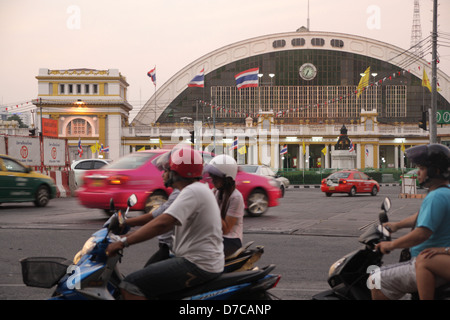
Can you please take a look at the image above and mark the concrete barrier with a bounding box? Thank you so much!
[47,171,72,198]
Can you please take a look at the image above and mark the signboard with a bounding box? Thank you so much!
[0,136,5,154]
[437,110,450,124]
[8,137,41,166]
[42,118,58,137]
[43,138,65,166]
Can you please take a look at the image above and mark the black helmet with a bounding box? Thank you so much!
[405,144,450,180]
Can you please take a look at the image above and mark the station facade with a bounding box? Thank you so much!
[34,30,450,170]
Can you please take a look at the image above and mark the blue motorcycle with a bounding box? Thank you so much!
[20,195,280,300]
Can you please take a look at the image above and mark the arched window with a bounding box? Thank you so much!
[66,119,92,136]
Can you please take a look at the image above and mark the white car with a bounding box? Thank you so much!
[239,164,290,197]
[71,158,112,187]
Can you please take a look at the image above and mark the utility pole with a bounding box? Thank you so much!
[430,0,438,143]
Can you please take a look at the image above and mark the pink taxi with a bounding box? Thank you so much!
[77,149,280,217]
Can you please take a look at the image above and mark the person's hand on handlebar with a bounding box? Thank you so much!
[375,241,394,254]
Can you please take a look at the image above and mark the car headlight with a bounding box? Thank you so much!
[268,178,280,188]
[328,257,346,277]
[73,236,96,264]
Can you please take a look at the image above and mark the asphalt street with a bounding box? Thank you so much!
[0,185,427,300]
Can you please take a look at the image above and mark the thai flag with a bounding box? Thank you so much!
[365,147,369,157]
[188,68,205,88]
[349,140,354,152]
[147,67,156,86]
[280,145,288,155]
[100,144,109,153]
[235,68,259,90]
[78,137,83,158]
[230,137,238,150]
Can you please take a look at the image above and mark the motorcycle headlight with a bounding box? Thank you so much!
[328,257,346,277]
[73,236,96,264]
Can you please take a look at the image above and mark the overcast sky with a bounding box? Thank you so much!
[1,0,449,118]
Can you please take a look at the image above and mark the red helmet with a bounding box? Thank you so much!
[168,147,204,178]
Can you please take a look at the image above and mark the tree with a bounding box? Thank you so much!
[7,115,28,128]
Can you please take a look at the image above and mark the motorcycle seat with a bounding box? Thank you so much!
[160,264,276,300]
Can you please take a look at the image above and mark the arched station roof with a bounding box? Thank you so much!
[132,30,450,126]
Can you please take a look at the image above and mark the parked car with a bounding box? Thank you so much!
[239,164,290,197]
[320,170,380,197]
[77,149,281,217]
[0,154,56,207]
[71,158,113,187]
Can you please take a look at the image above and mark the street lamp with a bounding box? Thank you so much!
[371,73,378,111]
[269,73,275,86]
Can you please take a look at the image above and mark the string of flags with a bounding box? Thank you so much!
[198,64,442,119]
[2,100,35,112]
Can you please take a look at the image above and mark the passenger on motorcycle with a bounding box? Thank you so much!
[371,143,450,300]
[105,147,224,300]
[203,154,245,257]
[120,154,180,267]
[416,246,450,300]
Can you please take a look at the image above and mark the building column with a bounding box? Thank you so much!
[298,144,304,169]
[356,144,361,169]
[394,145,399,169]
[98,114,106,146]
[324,144,330,169]
[305,144,310,169]
[374,144,379,169]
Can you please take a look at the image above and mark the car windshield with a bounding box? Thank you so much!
[107,152,157,170]
[240,165,258,173]
[328,172,350,179]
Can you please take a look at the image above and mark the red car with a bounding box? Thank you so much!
[320,170,380,197]
[77,149,280,217]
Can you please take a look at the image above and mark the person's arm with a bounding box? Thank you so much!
[375,226,432,254]
[384,211,418,232]
[126,214,178,245]
[125,190,179,227]
[222,216,238,235]
[125,213,154,227]
[106,214,178,256]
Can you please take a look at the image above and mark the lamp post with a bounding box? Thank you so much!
[371,73,378,111]
[269,74,275,111]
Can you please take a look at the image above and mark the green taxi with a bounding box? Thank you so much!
[0,155,57,207]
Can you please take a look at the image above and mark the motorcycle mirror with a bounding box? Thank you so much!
[127,194,137,207]
[381,197,391,212]
[109,198,115,211]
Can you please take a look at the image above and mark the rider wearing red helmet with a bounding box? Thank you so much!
[106,146,224,299]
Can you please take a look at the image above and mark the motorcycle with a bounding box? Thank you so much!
[312,197,450,300]
[20,194,280,300]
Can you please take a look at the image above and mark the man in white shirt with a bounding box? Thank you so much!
[106,147,224,299]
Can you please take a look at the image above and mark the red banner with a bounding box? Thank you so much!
[42,118,58,137]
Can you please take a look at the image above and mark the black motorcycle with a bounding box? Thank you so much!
[313,197,450,300]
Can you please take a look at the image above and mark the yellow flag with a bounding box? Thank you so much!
[159,138,163,148]
[138,146,145,152]
[321,147,327,155]
[238,145,247,155]
[401,143,405,152]
[90,145,97,154]
[302,140,306,155]
[357,67,370,98]
[422,69,432,92]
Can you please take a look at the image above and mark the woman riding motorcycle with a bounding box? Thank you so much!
[203,154,245,257]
